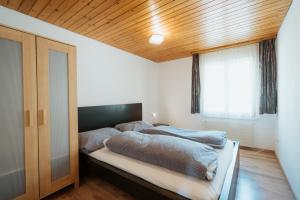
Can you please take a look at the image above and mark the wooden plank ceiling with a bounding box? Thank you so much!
[0,0,292,62]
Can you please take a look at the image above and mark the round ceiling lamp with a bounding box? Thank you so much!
[149,34,164,45]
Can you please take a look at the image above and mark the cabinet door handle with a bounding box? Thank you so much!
[39,109,47,126]
[25,110,33,127]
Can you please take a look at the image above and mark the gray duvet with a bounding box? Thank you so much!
[141,126,227,149]
[105,131,218,180]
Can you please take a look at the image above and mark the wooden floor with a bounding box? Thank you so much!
[236,149,294,200]
[45,149,295,200]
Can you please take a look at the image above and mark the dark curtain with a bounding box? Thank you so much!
[191,53,200,114]
[259,38,277,114]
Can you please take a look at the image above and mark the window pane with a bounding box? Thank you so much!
[227,58,253,116]
[202,62,225,114]
[49,50,70,181]
[0,38,26,199]
[200,44,258,119]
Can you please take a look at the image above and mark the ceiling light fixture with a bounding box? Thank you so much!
[149,34,164,45]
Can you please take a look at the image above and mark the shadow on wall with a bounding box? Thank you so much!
[203,114,276,150]
[159,96,276,150]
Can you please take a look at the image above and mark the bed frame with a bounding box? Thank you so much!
[78,103,240,200]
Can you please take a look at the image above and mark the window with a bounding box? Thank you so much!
[200,44,259,119]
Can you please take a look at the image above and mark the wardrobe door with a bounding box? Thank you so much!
[37,37,78,198]
[0,26,38,200]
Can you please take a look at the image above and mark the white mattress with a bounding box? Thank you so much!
[89,140,234,200]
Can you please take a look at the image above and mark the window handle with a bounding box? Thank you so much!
[39,109,47,126]
[25,110,33,127]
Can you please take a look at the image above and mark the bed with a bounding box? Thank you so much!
[78,103,239,200]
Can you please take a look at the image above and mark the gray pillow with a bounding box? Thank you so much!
[114,121,153,132]
[79,128,121,153]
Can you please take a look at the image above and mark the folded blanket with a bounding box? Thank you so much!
[141,126,227,149]
[105,131,218,180]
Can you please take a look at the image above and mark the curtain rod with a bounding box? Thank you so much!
[190,35,277,55]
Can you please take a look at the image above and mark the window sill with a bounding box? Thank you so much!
[200,115,258,121]
[200,113,277,122]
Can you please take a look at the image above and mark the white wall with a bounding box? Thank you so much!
[158,57,277,150]
[1,4,299,195]
[0,5,280,149]
[276,0,300,198]
[0,6,159,122]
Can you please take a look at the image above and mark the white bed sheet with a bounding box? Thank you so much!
[89,140,234,200]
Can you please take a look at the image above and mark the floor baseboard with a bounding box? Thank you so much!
[240,145,275,154]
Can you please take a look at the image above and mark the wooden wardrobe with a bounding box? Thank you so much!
[0,25,78,200]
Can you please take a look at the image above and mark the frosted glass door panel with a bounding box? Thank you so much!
[48,50,70,181]
[0,39,25,199]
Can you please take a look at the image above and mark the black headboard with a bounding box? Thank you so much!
[78,103,142,132]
